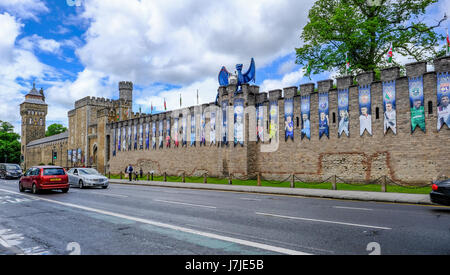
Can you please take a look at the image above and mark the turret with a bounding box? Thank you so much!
[119,81,133,103]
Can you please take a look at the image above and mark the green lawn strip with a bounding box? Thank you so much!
[107,175,431,194]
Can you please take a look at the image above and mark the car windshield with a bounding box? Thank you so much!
[43,168,65,176]
[6,164,21,170]
[79,169,99,175]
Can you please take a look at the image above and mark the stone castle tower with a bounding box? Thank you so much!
[119,81,133,102]
[20,83,48,162]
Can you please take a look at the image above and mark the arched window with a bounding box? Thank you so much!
[376,107,380,119]
[332,112,336,124]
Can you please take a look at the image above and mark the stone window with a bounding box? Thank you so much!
[375,107,380,119]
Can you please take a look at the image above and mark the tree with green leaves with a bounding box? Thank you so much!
[0,121,21,164]
[45,123,67,137]
[296,0,447,77]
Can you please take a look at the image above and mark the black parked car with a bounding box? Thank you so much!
[0,163,23,179]
[430,179,450,206]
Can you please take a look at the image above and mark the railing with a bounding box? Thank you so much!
[106,171,433,192]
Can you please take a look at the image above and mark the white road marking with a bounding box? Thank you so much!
[154,199,217,209]
[0,188,310,255]
[185,223,334,254]
[256,212,392,230]
[333,206,373,211]
[89,192,128,198]
[0,229,49,255]
[240,198,262,201]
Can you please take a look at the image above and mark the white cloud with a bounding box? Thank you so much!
[19,34,62,54]
[260,68,305,93]
[76,0,314,86]
[0,0,48,21]
[0,13,53,134]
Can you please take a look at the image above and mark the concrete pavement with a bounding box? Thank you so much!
[109,179,432,205]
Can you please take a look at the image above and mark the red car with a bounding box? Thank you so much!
[19,166,69,194]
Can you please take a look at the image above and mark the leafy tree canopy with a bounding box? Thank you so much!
[0,121,21,164]
[46,123,67,137]
[296,0,447,77]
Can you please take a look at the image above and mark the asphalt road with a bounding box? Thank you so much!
[0,178,449,255]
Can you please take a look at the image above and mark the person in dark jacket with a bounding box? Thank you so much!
[125,164,133,181]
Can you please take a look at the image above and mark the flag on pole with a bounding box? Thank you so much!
[446,28,450,56]
[197,89,199,105]
[387,43,393,63]
[164,98,167,111]
[345,53,351,74]
[180,93,182,107]
[139,106,142,115]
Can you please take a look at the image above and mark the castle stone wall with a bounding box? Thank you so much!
[107,58,450,184]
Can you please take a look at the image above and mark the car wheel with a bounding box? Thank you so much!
[61,188,69,193]
[79,180,84,189]
[32,184,39,194]
[19,182,24,192]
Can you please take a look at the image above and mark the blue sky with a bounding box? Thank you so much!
[1,0,449,134]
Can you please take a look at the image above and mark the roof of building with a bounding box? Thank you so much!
[27,131,69,147]
[23,97,47,105]
[26,83,43,97]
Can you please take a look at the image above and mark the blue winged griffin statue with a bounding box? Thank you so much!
[216,58,256,103]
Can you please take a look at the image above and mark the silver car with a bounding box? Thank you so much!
[67,168,109,189]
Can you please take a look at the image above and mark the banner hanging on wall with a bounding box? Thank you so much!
[145,123,149,150]
[301,95,310,140]
[437,72,450,131]
[77,148,82,163]
[222,101,228,145]
[128,126,132,150]
[269,101,278,141]
[174,118,179,147]
[122,127,127,151]
[200,113,206,146]
[159,120,163,148]
[284,98,294,141]
[190,114,196,146]
[68,150,72,161]
[113,128,117,156]
[359,85,372,136]
[182,117,187,147]
[134,125,137,150]
[383,81,397,134]
[338,89,349,137]
[166,119,171,148]
[409,76,425,133]
[210,111,216,145]
[256,104,264,142]
[118,127,121,152]
[72,149,76,163]
[318,93,329,139]
[234,99,244,146]
[152,122,156,149]
[139,124,143,150]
